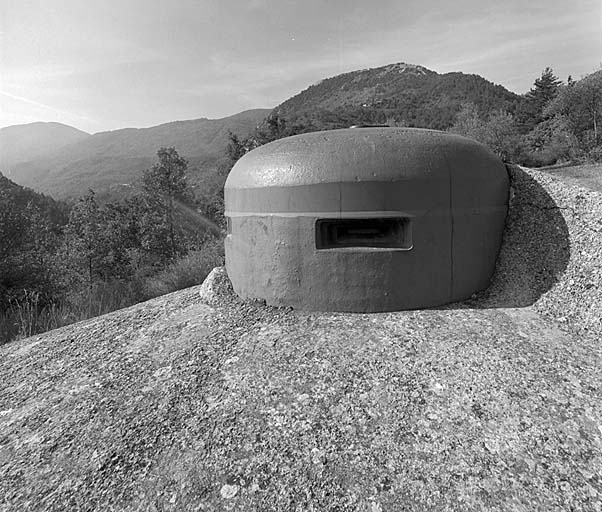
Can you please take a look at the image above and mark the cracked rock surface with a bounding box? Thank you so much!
[1,166,601,511]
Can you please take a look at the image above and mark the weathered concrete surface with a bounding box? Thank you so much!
[1,167,601,511]
[225,128,509,311]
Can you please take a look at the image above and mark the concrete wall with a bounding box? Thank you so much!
[225,128,509,312]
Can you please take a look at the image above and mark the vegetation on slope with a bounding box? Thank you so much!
[273,62,522,132]
[234,65,602,167]
[0,149,225,344]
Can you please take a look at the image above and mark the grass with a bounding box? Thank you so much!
[0,238,225,345]
[0,292,76,344]
[143,238,224,299]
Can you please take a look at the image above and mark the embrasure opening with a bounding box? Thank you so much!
[315,218,412,250]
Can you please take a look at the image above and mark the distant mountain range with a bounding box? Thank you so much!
[1,62,524,200]
[0,110,270,199]
[0,122,89,169]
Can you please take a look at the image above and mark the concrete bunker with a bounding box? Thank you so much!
[224,127,510,312]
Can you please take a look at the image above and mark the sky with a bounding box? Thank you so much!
[1,0,600,133]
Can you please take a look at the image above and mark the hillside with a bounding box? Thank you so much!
[273,62,522,131]
[0,122,90,169]
[0,172,68,226]
[5,109,270,199]
[1,167,601,510]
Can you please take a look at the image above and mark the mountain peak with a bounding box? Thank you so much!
[0,121,89,134]
[0,122,91,170]
[274,61,518,131]
[379,62,431,75]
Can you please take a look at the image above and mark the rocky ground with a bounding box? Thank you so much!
[1,166,601,511]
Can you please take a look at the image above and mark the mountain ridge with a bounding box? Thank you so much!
[4,109,270,199]
[0,122,90,170]
[273,61,521,131]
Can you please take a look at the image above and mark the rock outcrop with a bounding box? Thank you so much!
[1,167,601,511]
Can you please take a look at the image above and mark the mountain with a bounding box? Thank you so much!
[3,62,524,200]
[0,122,90,169]
[273,62,522,131]
[5,109,270,199]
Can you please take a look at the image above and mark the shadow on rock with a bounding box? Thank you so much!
[467,165,571,308]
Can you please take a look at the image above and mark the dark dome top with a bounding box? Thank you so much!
[225,127,504,190]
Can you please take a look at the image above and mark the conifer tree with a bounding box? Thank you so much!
[521,67,562,129]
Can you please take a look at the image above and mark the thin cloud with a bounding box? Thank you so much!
[0,89,97,124]
[1,0,599,131]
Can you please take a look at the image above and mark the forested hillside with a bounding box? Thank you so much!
[0,173,69,225]
[236,64,601,167]
[273,62,522,132]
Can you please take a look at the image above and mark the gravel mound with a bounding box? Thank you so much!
[477,165,601,342]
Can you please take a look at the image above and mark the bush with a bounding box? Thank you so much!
[588,144,602,162]
[522,117,582,166]
[143,236,225,298]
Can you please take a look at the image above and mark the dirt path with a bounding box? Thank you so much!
[537,162,602,193]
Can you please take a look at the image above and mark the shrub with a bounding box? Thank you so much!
[523,117,582,166]
[143,236,225,298]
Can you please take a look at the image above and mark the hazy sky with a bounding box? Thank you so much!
[1,0,600,133]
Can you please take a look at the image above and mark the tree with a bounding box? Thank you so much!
[524,116,580,164]
[480,111,522,162]
[449,105,521,162]
[519,67,562,130]
[449,102,483,140]
[142,147,190,260]
[64,191,135,284]
[545,70,602,157]
[64,191,106,290]
[0,190,63,307]
[526,67,562,105]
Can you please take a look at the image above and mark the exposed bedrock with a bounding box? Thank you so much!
[0,166,600,511]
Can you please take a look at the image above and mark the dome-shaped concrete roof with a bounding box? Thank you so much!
[225,127,504,190]
[225,127,508,218]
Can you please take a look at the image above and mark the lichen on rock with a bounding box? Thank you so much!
[198,266,235,305]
